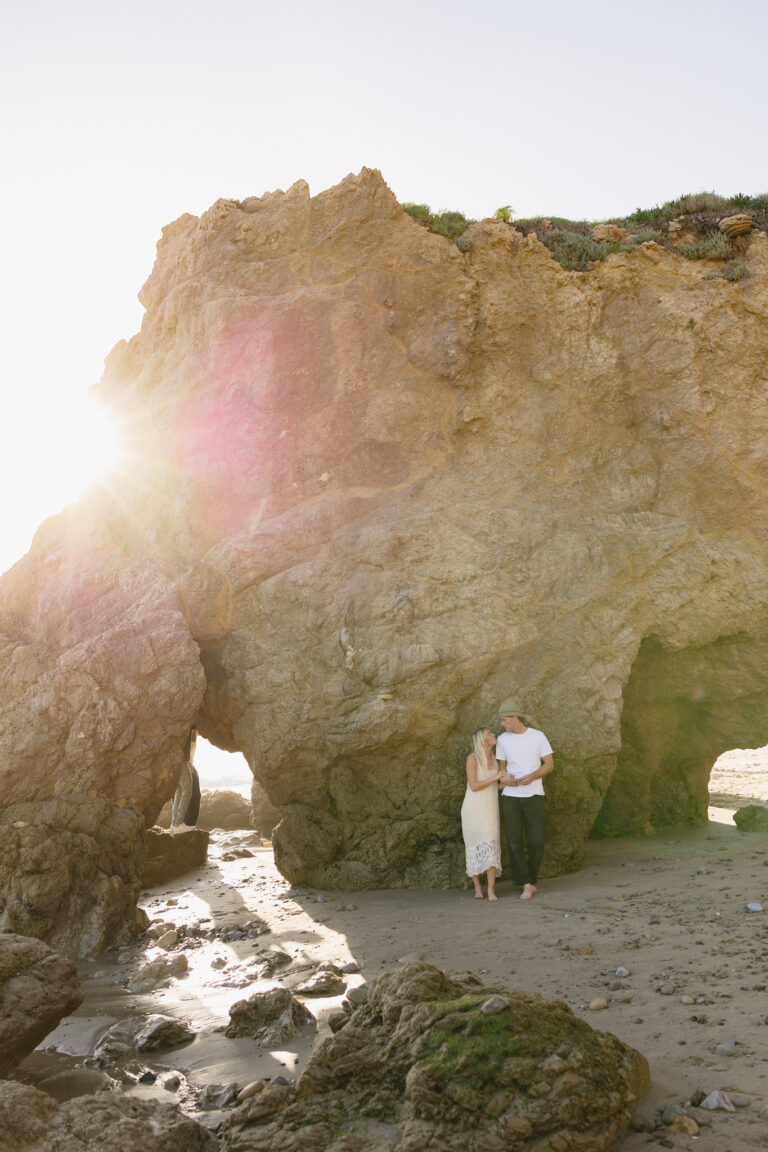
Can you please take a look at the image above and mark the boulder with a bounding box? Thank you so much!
[0,933,82,1077]
[733,804,768,832]
[225,987,315,1045]
[220,962,650,1151]
[0,1079,216,1150]
[95,1014,195,1061]
[141,827,209,888]
[719,213,753,238]
[198,789,253,831]
[2,169,768,944]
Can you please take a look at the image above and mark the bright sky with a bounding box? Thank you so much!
[1,0,767,578]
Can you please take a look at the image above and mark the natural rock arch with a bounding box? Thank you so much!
[1,168,767,955]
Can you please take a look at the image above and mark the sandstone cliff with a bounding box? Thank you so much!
[1,169,767,953]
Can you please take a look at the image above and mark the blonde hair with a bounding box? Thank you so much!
[470,729,491,778]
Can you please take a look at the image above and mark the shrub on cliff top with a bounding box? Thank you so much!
[403,202,473,241]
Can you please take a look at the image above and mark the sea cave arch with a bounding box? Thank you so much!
[593,632,768,838]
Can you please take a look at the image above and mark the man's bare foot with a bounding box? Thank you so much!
[520,883,537,900]
[488,892,499,902]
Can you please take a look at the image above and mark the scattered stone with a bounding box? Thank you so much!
[138,1071,157,1084]
[135,1014,195,1051]
[714,1039,738,1057]
[199,1082,239,1110]
[658,984,675,995]
[680,995,694,1005]
[480,995,510,1015]
[746,901,764,912]
[236,1080,265,1104]
[669,1115,699,1135]
[339,961,360,974]
[157,929,179,949]
[589,997,608,1011]
[661,1105,686,1124]
[211,957,227,969]
[294,963,346,997]
[731,1094,750,1107]
[700,1089,736,1110]
[397,952,423,965]
[225,987,315,1045]
[161,1073,182,1091]
[615,966,631,978]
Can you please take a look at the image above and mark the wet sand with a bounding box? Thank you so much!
[13,764,768,1151]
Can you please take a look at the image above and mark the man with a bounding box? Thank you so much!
[171,726,201,829]
[495,701,554,900]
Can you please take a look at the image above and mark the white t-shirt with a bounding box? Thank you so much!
[496,728,553,798]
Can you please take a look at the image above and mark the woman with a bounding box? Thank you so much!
[461,728,503,900]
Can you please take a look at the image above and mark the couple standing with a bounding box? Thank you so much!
[461,701,554,901]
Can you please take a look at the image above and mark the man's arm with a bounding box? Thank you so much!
[515,754,554,787]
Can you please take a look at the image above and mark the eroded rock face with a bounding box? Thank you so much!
[0,1080,217,1151]
[1,169,768,943]
[0,933,82,1077]
[220,962,650,1152]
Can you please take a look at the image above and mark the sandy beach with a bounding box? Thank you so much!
[11,750,768,1152]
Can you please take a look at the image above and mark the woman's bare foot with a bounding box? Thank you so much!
[473,887,484,899]
[520,883,537,900]
[488,891,499,902]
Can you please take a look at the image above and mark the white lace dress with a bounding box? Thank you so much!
[461,757,502,876]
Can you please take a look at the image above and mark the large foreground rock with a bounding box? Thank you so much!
[221,962,650,1152]
[0,934,82,1077]
[0,1080,216,1151]
[1,168,768,947]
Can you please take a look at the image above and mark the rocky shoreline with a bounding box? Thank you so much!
[3,796,767,1151]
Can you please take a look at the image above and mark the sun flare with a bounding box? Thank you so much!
[52,395,123,503]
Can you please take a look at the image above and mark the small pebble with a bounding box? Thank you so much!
[615,966,630,978]
[589,997,608,1011]
[746,902,764,912]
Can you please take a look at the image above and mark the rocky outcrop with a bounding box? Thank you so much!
[220,962,650,1152]
[0,1080,216,1151]
[0,933,82,1077]
[1,168,768,947]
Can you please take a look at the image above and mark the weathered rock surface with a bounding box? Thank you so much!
[733,803,768,832]
[220,962,650,1152]
[1,168,768,943]
[0,933,82,1077]
[141,827,209,887]
[225,986,315,1045]
[0,1079,216,1151]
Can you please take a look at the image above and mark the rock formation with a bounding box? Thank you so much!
[0,1081,217,1152]
[0,933,82,1077]
[220,962,650,1152]
[1,168,768,951]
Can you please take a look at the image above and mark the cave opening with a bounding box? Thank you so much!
[194,737,251,798]
[593,632,768,838]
